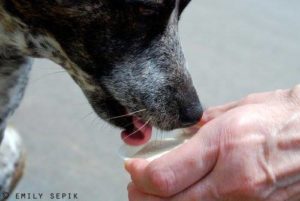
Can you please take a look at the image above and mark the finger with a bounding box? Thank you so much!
[203,100,240,123]
[128,182,166,201]
[203,90,280,123]
[126,123,220,197]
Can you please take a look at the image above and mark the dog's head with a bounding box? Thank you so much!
[6,0,202,144]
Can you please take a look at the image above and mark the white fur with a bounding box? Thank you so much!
[0,127,23,192]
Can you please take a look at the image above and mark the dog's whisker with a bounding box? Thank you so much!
[80,111,95,121]
[159,130,163,147]
[154,129,159,148]
[31,70,67,83]
[161,130,165,147]
[106,109,146,121]
[161,130,166,147]
[123,118,151,141]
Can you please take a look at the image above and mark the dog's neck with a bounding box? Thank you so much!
[0,3,97,136]
[0,4,31,138]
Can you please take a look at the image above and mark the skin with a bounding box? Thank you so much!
[126,85,300,201]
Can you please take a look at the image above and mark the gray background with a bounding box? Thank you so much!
[9,0,300,200]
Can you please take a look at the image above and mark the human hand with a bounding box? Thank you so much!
[126,85,300,201]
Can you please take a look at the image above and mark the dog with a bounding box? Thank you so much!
[0,0,202,198]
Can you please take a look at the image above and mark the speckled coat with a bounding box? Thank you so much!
[0,0,201,199]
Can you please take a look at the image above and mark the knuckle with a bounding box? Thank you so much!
[289,85,300,106]
[205,106,218,114]
[241,94,258,104]
[227,115,252,135]
[147,165,177,197]
[220,113,259,149]
[274,88,285,95]
[202,107,216,119]
[292,84,300,94]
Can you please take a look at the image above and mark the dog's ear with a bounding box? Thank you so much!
[124,0,165,6]
[179,0,191,15]
[120,0,176,17]
[125,0,164,3]
[126,0,189,16]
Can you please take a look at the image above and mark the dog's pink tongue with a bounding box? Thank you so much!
[121,117,152,146]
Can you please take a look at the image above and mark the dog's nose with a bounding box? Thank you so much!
[179,103,203,127]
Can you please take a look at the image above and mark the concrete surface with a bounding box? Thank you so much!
[8,0,300,200]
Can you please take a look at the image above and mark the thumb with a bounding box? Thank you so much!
[125,123,220,197]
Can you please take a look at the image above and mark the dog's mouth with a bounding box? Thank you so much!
[90,88,201,146]
[90,93,154,146]
[121,115,152,146]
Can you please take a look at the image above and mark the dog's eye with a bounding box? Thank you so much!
[138,6,157,16]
